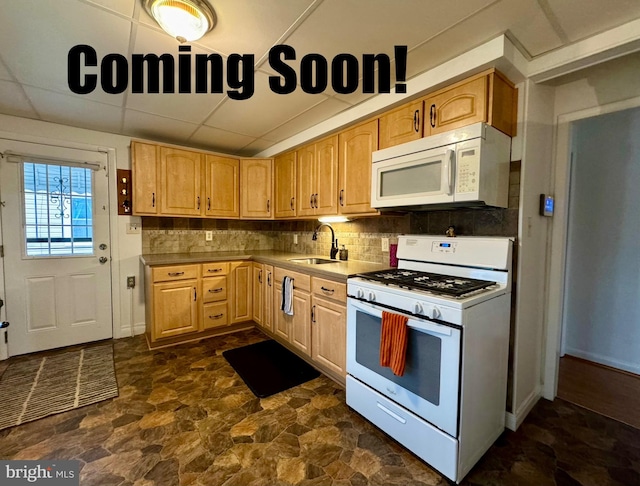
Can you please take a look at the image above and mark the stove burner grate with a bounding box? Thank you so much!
[356,269,496,297]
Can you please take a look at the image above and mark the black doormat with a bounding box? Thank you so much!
[223,340,320,398]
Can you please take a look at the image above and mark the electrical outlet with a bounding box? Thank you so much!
[205,231,213,241]
[126,276,135,289]
[381,238,390,252]
[293,234,298,244]
[126,222,141,234]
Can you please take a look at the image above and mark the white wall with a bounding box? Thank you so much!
[0,114,145,339]
[563,107,640,374]
[505,79,554,430]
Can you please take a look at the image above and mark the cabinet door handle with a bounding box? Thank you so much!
[311,305,316,323]
[414,109,420,133]
[197,196,201,210]
[314,194,318,208]
[258,270,262,283]
[193,287,197,301]
[207,268,222,273]
[209,314,224,319]
[290,197,295,210]
[320,286,335,294]
[267,272,271,286]
[168,272,184,277]
[208,287,223,293]
[310,194,314,209]
[430,104,436,128]
[152,192,155,208]
[266,199,270,213]
[339,189,344,206]
[207,197,211,211]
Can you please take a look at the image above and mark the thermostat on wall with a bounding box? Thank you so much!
[540,194,554,217]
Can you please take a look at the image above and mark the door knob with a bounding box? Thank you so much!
[99,243,108,250]
[99,257,108,264]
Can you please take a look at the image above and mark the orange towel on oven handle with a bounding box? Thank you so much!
[380,311,409,376]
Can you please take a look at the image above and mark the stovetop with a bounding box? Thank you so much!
[355,268,497,298]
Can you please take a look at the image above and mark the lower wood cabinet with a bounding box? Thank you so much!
[264,265,274,332]
[273,267,311,356]
[311,278,347,378]
[145,260,252,347]
[152,278,199,339]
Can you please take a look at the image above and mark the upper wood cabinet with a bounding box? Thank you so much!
[241,158,273,219]
[159,147,203,217]
[205,155,239,218]
[338,119,379,215]
[131,141,158,215]
[378,100,423,149]
[423,69,517,137]
[296,135,339,217]
[274,151,297,218]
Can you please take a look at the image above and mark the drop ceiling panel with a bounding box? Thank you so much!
[546,0,640,43]
[123,109,200,144]
[405,0,563,77]
[0,81,39,119]
[278,0,497,96]
[263,97,352,143]
[188,125,257,154]
[126,25,227,122]
[23,86,123,133]
[83,0,137,17]
[0,0,132,96]
[204,72,331,138]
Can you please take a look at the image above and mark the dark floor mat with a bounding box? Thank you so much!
[223,339,321,398]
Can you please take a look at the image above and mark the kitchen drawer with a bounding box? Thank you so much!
[152,264,199,283]
[312,277,346,303]
[274,267,311,292]
[202,302,228,329]
[202,276,227,303]
[346,375,458,481]
[202,262,230,276]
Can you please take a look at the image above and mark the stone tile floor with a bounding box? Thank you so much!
[0,329,639,485]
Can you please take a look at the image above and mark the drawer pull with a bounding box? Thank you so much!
[207,268,223,273]
[320,286,335,294]
[209,314,224,319]
[376,402,406,424]
[168,272,184,277]
[208,288,223,293]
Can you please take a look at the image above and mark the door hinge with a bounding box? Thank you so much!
[0,245,4,258]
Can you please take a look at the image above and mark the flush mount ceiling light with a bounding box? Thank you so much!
[143,0,216,43]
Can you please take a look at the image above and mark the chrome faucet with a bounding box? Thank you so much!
[312,222,339,259]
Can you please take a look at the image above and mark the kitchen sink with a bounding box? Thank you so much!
[288,257,340,265]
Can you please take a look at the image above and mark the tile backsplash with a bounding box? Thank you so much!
[142,162,521,264]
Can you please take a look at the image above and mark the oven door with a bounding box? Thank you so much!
[346,298,461,437]
[371,145,455,208]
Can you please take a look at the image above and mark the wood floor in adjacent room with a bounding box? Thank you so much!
[558,354,640,430]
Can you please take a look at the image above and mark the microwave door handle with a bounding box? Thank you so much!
[443,149,455,195]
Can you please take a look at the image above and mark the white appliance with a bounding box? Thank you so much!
[346,235,513,483]
[371,122,511,209]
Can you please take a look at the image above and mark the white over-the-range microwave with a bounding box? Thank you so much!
[371,122,511,210]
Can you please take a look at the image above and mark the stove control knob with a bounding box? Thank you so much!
[356,288,365,299]
[429,306,442,320]
[414,302,424,314]
[367,291,376,302]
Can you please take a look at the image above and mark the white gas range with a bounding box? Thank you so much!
[345,235,513,483]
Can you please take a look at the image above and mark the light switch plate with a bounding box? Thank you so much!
[293,234,298,244]
[381,238,390,252]
[205,231,213,241]
[126,222,141,234]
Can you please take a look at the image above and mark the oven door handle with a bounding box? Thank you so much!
[349,299,452,336]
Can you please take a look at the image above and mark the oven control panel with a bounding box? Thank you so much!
[432,241,457,253]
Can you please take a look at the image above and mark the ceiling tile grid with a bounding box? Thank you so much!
[0,0,639,155]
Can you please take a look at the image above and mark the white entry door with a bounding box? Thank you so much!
[0,139,113,356]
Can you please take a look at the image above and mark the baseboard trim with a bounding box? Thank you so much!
[564,347,640,376]
[505,387,541,431]
[120,322,146,338]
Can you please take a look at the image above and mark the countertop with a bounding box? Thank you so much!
[140,250,390,281]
